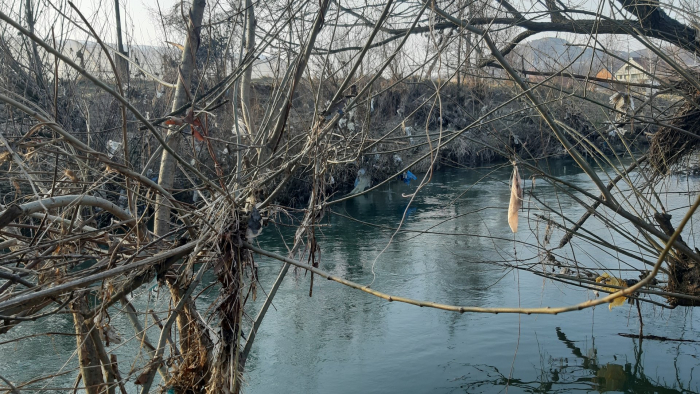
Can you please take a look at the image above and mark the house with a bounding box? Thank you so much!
[595,68,613,80]
[614,57,652,84]
[591,68,614,91]
[613,56,670,94]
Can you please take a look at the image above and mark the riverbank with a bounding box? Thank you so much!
[261,80,658,207]
[0,78,661,210]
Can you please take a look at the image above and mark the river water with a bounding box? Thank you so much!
[2,159,700,393]
[244,159,700,393]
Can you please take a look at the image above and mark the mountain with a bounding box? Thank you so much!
[514,37,699,77]
[514,37,622,76]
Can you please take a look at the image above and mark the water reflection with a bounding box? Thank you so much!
[453,327,695,393]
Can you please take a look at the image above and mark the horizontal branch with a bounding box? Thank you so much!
[244,242,662,315]
[322,8,698,55]
[0,271,35,288]
[0,241,198,313]
[3,195,134,224]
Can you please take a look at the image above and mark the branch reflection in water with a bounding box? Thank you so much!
[451,327,696,393]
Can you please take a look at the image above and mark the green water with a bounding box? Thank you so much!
[2,159,700,393]
[244,160,700,393]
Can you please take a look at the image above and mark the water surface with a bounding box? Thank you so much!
[245,160,700,393]
[2,159,700,393]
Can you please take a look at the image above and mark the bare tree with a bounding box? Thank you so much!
[1,0,700,392]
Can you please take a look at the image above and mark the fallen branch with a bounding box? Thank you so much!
[0,241,198,313]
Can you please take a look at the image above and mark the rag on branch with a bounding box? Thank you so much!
[508,164,523,233]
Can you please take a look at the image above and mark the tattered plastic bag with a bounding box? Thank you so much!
[508,164,523,233]
[106,140,122,158]
[93,315,122,345]
[595,272,628,310]
[609,92,635,123]
[401,170,417,185]
[349,168,370,195]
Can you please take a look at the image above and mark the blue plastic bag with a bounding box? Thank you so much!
[402,170,417,185]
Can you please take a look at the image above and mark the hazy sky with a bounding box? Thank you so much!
[26,0,656,51]
[66,0,180,47]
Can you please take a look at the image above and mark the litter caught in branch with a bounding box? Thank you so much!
[164,108,208,141]
[595,273,628,310]
[609,92,635,124]
[508,164,523,233]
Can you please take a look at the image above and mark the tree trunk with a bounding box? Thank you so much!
[155,0,206,236]
[152,3,212,389]
[72,297,106,394]
[162,275,213,392]
[25,0,45,96]
[89,328,117,394]
[654,213,700,306]
[239,0,256,136]
[262,0,331,161]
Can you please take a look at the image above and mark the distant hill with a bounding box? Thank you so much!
[513,37,699,77]
[513,37,624,76]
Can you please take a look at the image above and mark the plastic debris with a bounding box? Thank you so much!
[93,315,122,345]
[400,170,417,185]
[106,140,122,158]
[609,92,635,122]
[595,272,628,310]
[559,267,573,275]
[606,121,628,137]
[246,206,263,240]
[349,168,370,195]
[508,164,523,233]
[402,122,415,145]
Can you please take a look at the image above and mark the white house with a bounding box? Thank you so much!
[614,57,652,84]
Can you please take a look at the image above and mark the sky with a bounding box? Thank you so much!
[13,0,182,48]
[29,0,642,47]
[8,0,687,57]
[68,0,180,47]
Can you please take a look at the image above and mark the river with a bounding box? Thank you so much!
[244,159,700,393]
[2,158,700,393]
